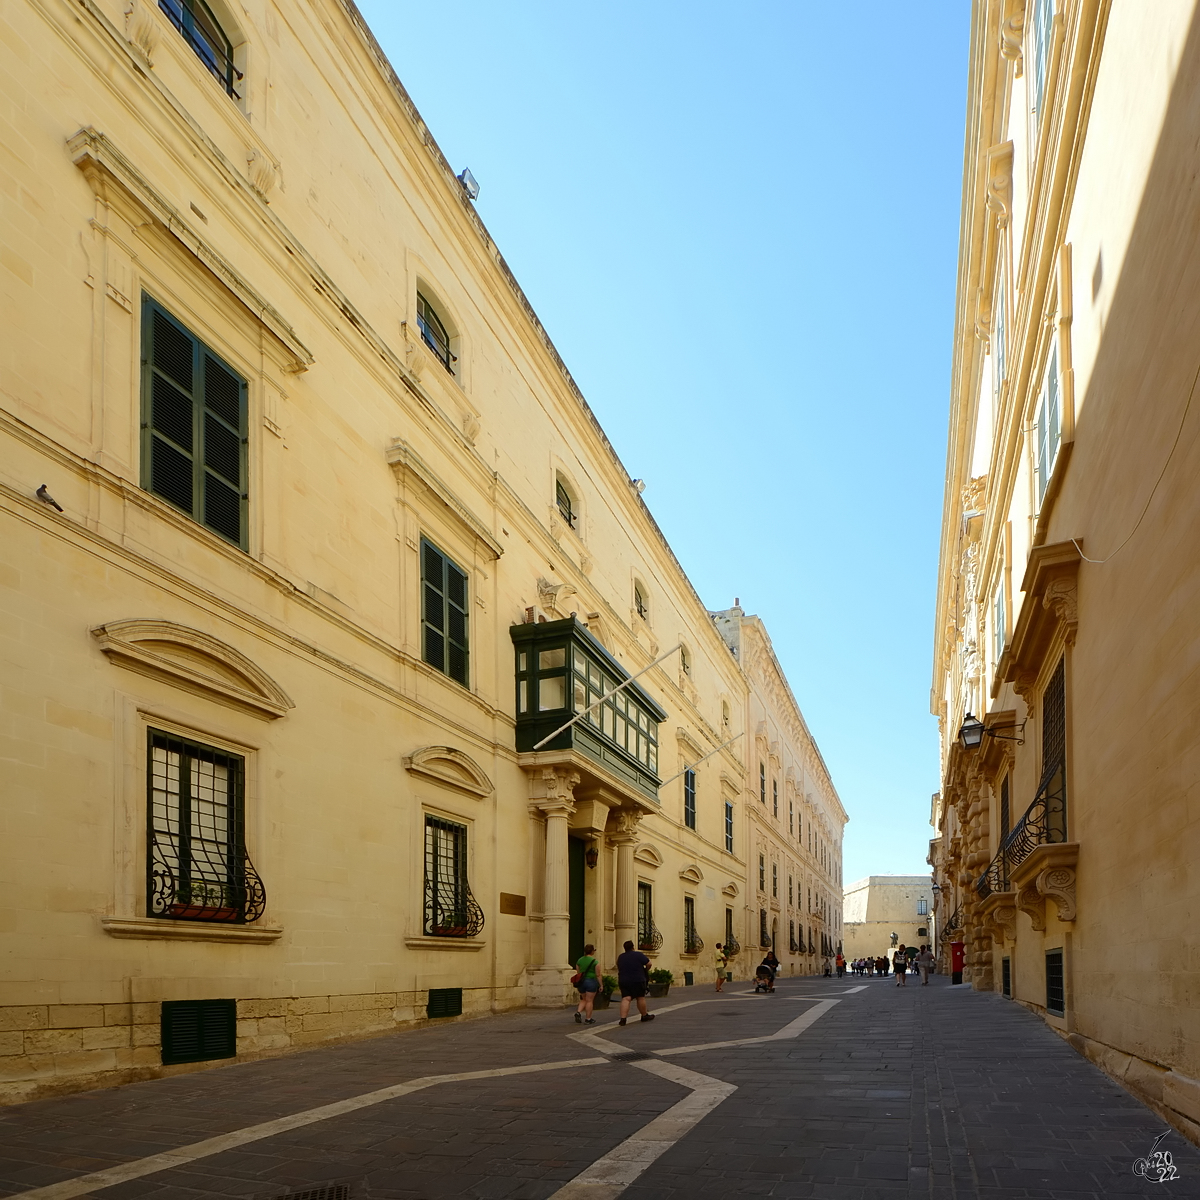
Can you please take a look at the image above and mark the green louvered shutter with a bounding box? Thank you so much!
[143,297,247,549]
[421,539,469,686]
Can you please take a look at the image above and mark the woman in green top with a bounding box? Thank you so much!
[574,943,600,1024]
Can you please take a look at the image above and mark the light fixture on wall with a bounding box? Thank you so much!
[584,846,599,869]
[457,168,479,200]
[957,713,1026,749]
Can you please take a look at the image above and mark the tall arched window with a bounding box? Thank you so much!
[633,582,648,622]
[417,292,455,374]
[555,477,576,529]
[159,0,242,99]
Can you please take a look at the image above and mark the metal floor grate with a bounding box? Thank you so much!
[609,1050,652,1061]
[273,1188,351,1200]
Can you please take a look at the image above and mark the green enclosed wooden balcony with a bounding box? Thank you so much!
[511,617,665,803]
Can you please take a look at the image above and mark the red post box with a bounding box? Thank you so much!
[950,940,965,986]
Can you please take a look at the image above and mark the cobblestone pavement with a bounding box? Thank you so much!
[0,975,1196,1199]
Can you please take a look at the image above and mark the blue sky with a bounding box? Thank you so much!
[357,3,970,884]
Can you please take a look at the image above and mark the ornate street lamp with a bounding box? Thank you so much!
[958,714,986,749]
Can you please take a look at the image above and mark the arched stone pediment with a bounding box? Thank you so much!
[679,864,704,885]
[633,843,663,868]
[404,746,494,798]
[722,882,739,898]
[91,620,293,719]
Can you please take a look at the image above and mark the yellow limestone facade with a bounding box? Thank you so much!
[841,876,934,965]
[0,0,846,1103]
[930,0,1200,1142]
[710,608,846,974]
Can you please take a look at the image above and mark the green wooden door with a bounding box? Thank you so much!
[568,837,585,967]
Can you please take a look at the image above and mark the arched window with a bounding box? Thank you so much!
[159,0,242,99]
[680,644,691,676]
[555,477,576,529]
[417,292,455,374]
[633,582,648,622]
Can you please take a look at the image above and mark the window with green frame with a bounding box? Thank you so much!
[683,768,697,830]
[724,801,734,852]
[421,539,469,686]
[141,296,247,549]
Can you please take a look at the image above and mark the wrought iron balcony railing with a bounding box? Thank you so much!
[683,929,704,955]
[976,760,1066,899]
[149,842,266,923]
[939,906,961,941]
[423,878,485,938]
[638,921,663,952]
[723,935,740,959]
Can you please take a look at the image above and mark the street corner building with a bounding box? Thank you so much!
[0,1,847,1102]
[930,0,1200,1144]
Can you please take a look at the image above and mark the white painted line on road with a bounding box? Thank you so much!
[547,1058,737,1200]
[655,999,840,1056]
[6,1056,608,1200]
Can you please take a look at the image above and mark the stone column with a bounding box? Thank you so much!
[541,800,573,970]
[611,809,642,952]
[526,767,578,1008]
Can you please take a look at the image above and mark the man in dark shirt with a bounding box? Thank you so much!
[615,939,655,1026]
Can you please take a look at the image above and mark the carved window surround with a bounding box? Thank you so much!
[92,620,294,720]
[69,128,311,374]
[995,540,1080,700]
[403,746,494,798]
[101,916,282,943]
[1010,841,1078,925]
[387,438,503,562]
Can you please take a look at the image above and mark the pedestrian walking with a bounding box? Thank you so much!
[893,944,908,987]
[835,952,845,978]
[616,939,655,1026]
[713,943,728,992]
[917,944,934,985]
[573,944,600,1023]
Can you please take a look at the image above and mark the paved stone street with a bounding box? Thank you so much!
[0,976,1195,1200]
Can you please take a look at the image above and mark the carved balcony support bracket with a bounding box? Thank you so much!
[1016,884,1046,931]
[1038,866,1077,922]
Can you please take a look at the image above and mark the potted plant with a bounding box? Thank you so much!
[648,968,673,998]
[595,974,618,1009]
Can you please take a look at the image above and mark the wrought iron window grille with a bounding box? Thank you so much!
[940,906,961,940]
[416,293,456,373]
[158,0,242,99]
[147,732,265,924]
[424,816,484,937]
[723,934,740,959]
[555,480,576,528]
[683,928,704,955]
[637,921,663,952]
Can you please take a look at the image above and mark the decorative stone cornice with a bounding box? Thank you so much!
[68,128,311,372]
[404,746,494,798]
[1002,541,1082,693]
[91,619,294,720]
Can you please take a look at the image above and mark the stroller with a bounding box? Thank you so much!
[753,964,776,993]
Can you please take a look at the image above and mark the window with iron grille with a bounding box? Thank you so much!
[724,801,733,852]
[633,583,648,621]
[555,478,576,529]
[1045,948,1064,1015]
[424,815,483,937]
[147,730,264,923]
[759,908,769,948]
[141,297,247,549]
[637,881,657,950]
[1040,656,1067,839]
[683,768,696,830]
[158,0,242,99]
[683,895,701,954]
[725,906,734,946]
[1002,956,1012,998]
[772,779,778,818]
[789,919,796,952]
[416,292,454,373]
[422,539,469,686]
